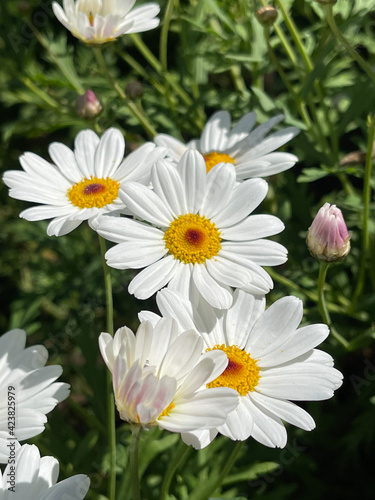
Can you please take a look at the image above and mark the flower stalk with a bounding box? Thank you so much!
[93,47,157,138]
[352,113,375,309]
[130,426,142,500]
[98,235,117,500]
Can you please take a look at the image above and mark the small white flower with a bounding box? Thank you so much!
[3,128,166,236]
[0,329,70,463]
[141,289,343,449]
[52,0,160,44]
[99,319,238,434]
[0,443,90,499]
[96,150,287,309]
[154,110,299,180]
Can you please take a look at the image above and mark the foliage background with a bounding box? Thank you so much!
[0,0,375,498]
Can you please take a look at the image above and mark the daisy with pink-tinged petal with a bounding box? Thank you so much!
[0,329,70,463]
[140,289,343,449]
[52,0,160,45]
[0,444,90,500]
[154,110,299,180]
[3,128,166,236]
[96,150,287,309]
[98,319,238,433]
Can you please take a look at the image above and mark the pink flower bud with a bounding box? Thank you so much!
[307,203,350,262]
[75,90,102,118]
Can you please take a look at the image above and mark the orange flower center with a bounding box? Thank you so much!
[67,176,120,209]
[163,213,221,264]
[203,152,235,173]
[206,344,260,396]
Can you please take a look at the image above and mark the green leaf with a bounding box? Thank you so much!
[297,168,330,183]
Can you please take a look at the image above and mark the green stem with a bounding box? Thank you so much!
[273,0,339,161]
[20,76,61,109]
[318,262,349,349]
[352,113,375,308]
[274,0,312,71]
[160,442,191,500]
[187,442,244,500]
[93,47,157,138]
[318,262,331,325]
[27,23,85,93]
[98,235,116,500]
[160,0,175,72]
[324,5,375,85]
[130,426,142,500]
[115,48,166,95]
[130,33,193,107]
[229,65,248,95]
[264,31,313,130]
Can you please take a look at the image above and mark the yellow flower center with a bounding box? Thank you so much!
[206,344,260,396]
[203,152,235,173]
[159,402,175,418]
[88,13,94,25]
[163,213,222,264]
[67,176,120,209]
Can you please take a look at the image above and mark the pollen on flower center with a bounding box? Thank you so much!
[67,176,120,209]
[203,152,235,173]
[206,344,260,396]
[163,213,222,264]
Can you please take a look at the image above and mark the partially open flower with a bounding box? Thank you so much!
[99,319,238,435]
[307,202,350,262]
[76,90,103,118]
[52,0,160,45]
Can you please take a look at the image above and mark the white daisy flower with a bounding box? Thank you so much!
[52,0,160,45]
[3,128,166,236]
[0,443,90,499]
[99,319,238,434]
[141,289,343,449]
[154,110,299,180]
[96,150,287,309]
[0,329,70,463]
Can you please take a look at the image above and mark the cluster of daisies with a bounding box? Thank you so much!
[2,107,343,482]
[1,0,343,497]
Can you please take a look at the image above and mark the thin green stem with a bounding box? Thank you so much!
[352,113,375,308]
[130,33,193,107]
[273,0,339,161]
[160,0,175,72]
[98,235,116,500]
[27,23,85,93]
[93,47,157,138]
[324,5,375,85]
[115,48,166,95]
[229,65,248,95]
[20,76,60,109]
[130,426,142,500]
[264,31,313,130]
[318,262,349,349]
[318,262,331,325]
[187,442,244,500]
[160,442,191,500]
[274,0,312,71]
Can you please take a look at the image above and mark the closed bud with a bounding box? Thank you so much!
[255,6,278,26]
[75,90,102,118]
[307,203,350,262]
[125,80,145,99]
